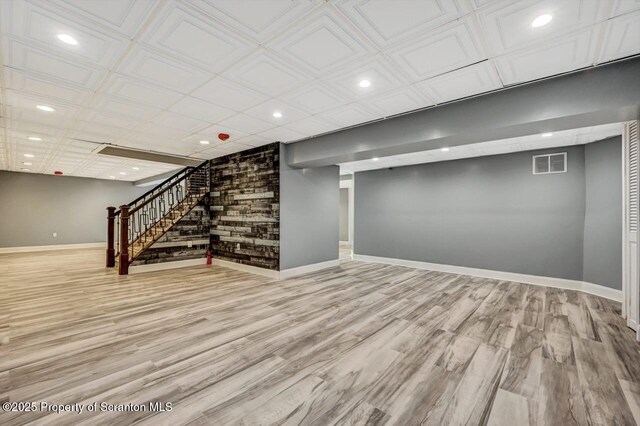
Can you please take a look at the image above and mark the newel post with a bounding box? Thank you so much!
[118,205,130,275]
[106,206,116,267]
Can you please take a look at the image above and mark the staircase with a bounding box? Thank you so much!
[106,160,210,275]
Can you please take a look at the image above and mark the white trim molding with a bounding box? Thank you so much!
[129,258,207,274]
[279,259,340,280]
[354,254,623,302]
[0,242,105,254]
[212,259,280,279]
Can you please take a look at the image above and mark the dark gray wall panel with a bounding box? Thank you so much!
[583,137,623,289]
[354,146,587,281]
[280,143,339,270]
[0,171,145,247]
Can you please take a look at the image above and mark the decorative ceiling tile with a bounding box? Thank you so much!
[243,100,310,126]
[388,19,486,81]
[316,103,379,128]
[268,9,373,75]
[222,50,309,97]
[217,113,277,135]
[494,28,598,85]
[598,11,640,63]
[1,0,129,67]
[285,116,338,137]
[278,81,349,115]
[476,0,607,55]
[142,3,255,73]
[185,0,318,43]
[48,0,157,37]
[336,0,468,48]
[191,77,269,112]
[5,69,93,105]
[101,73,184,109]
[91,94,161,121]
[414,61,502,104]
[610,0,640,16]
[364,86,434,117]
[255,126,304,143]
[168,96,236,124]
[324,56,407,100]
[120,46,210,94]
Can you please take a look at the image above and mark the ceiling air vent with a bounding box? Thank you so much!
[533,152,567,175]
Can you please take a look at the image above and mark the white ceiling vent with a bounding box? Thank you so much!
[533,152,567,175]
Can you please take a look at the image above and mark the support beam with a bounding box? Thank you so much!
[286,57,640,168]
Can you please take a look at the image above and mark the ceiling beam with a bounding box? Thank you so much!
[285,57,640,168]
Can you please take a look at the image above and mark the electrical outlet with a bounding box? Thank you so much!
[236,243,241,250]
[187,241,193,248]
[52,232,57,238]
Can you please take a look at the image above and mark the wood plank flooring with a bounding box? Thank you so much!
[1,248,640,425]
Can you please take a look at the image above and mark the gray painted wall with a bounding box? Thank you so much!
[355,146,588,282]
[339,188,349,241]
[280,143,339,270]
[583,137,623,289]
[0,171,145,248]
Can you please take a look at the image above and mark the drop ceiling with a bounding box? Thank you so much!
[0,0,638,181]
[339,123,624,174]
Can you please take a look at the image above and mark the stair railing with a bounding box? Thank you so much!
[106,160,210,274]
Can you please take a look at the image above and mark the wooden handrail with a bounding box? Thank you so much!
[118,205,130,275]
[106,206,116,267]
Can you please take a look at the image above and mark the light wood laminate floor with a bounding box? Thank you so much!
[2,248,640,425]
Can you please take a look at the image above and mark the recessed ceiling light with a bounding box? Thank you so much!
[199,140,210,145]
[22,162,32,166]
[359,80,371,88]
[132,167,140,170]
[109,176,116,179]
[119,172,126,175]
[542,132,553,137]
[36,105,55,112]
[24,153,34,158]
[21,168,30,171]
[57,34,78,45]
[372,157,379,161]
[531,14,553,28]
[272,111,283,118]
[28,136,42,141]
[441,147,450,152]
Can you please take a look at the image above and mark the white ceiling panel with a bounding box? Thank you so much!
[415,61,502,104]
[142,2,255,73]
[49,0,157,37]
[278,82,348,115]
[599,11,640,62]
[4,37,107,89]
[388,19,486,81]
[222,50,310,97]
[364,86,434,117]
[477,0,607,55]
[494,27,599,85]
[120,46,210,93]
[336,0,468,48]
[268,9,373,75]
[101,73,183,110]
[217,113,277,135]
[0,0,637,181]
[190,77,269,112]
[168,96,236,124]
[186,0,318,43]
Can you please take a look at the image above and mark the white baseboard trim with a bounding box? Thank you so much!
[354,254,623,302]
[211,259,280,279]
[279,259,341,280]
[0,242,105,254]
[129,258,207,274]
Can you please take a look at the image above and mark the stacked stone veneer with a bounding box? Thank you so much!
[210,143,280,270]
[131,196,210,265]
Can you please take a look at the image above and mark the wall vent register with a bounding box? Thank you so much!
[533,152,567,175]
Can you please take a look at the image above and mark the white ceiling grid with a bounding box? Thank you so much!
[0,0,637,181]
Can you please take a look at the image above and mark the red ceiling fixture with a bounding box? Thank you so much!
[54,171,63,175]
[218,133,230,142]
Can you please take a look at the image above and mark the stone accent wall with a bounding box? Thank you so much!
[210,143,280,270]
[131,197,210,265]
